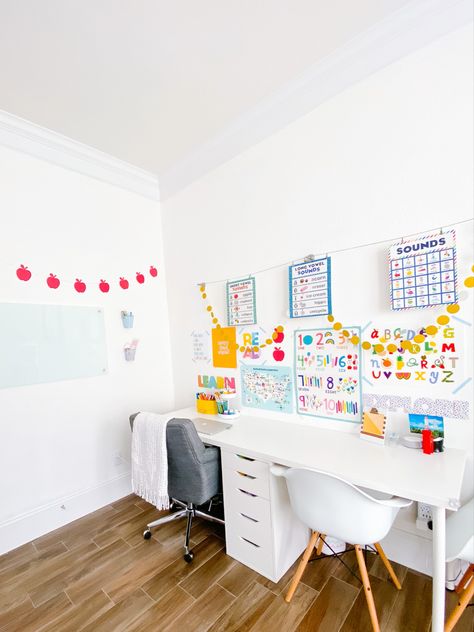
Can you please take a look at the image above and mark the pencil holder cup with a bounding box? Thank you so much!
[121,312,134,328]
[124,348,136,362]
[196,399,218,415]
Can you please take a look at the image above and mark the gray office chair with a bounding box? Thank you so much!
[130,414,224,562]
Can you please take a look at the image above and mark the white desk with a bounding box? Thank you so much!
[178,408,467,632]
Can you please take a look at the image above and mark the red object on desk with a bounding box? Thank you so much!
[422,428,434,454]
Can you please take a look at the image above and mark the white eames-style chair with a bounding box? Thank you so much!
[272,466,412,632]
[445,498,474,632]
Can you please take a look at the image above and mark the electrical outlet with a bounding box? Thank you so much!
[417,502,432,521]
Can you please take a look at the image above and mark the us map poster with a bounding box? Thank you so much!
[289,257,332,318]
[295,327,362,422]
[390,231,457,310]
[241,365,293,413]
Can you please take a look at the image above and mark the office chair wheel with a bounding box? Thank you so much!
[143,529,152,540]
[183,551,194,563]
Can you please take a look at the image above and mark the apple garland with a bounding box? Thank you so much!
[199,284,285,359]
[16,264,158,293]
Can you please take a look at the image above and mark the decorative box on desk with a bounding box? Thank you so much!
[221,448,308,582]
[196,399,218,415]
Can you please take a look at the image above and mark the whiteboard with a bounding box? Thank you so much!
[0,303,107,389]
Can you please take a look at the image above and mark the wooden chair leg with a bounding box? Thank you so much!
[285,531,319,603]
[355,544,381,632]
[316,534,325,556]
[374,542,402,590]
[445,576,474,632]
[455,563,474,595]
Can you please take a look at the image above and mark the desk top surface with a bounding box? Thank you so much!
[174,407,467,509]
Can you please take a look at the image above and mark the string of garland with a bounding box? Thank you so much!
[200,266,473,356]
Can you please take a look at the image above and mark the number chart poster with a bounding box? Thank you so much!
[289,257,332,318]
[390,231,457,310]
[295,327,362,423]
[227,277,257,326]
[241,365,293,413]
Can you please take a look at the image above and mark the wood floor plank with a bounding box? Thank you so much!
[41,590,114,632]
[255,559,300,595]
[384,570,432,632]
[127,585,195,632]
[249,581,317,632]
[445,587,474,632]
[179,548,236,598]
[295,576,358,632]
[208,580,276,632]
[27,540,126,607]
[369,551,408,588]
[340,574,400,632]
[0,596,34,630]
[142,535,224,601]
[80,588,154,632]
[298,553,340,593]
[218,562,260,597]
[92,506,162,549]
[162,583,235,632]
[1,592,73,632]
[110,494,140,512]
[0,543,36,574]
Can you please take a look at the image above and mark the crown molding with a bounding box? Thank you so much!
[160,0,473,200]
[0,110,160,201]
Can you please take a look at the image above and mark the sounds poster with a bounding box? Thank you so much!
[295,327,362,422]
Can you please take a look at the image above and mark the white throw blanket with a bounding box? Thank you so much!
[131,412,170,510]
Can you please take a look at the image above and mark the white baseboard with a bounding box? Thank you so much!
[381,526,433,576]
[0,473,132,555]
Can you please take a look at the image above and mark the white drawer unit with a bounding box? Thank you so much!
[221,448,308,582]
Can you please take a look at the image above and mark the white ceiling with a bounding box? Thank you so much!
[0,1,418,178]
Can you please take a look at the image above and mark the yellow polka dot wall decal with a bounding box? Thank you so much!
[239,346,245,352]
[202,293,207,299]
[333,322,342,330]
[342,330,350,337]
[327,315,334,322]
[362,341,372,350]
[216,324,221,329]
[387,343,397,353]
[260,344,266,348]
[206,306,212,312]
[446,304,460,314]
[351,335,360,345]
[276,325,284,332]
[212,318,218,324]
[252,346,259,352]
[401,340,412,350]
[266,338,273,345]
[413,334,425,343]
[199,285,205,292]
[234,343,239,349]
[472,265,474,272]
[379,337,387,343]
[437,315,449,325]
[374,343,384,353]
[425,325,438,335]
[464,276,474,288]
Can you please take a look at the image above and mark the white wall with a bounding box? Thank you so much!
[0,145,174,553]
[162,26,473,574]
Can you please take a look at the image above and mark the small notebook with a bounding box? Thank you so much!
[360,407,386,444]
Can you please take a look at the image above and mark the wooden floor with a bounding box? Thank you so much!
[1,495,473,632]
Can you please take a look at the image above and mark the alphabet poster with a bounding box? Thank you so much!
[227,277,257,326]
[390,231,457,310]
[289,257,332,318]
[295,327,362,422]
[211,326,237,368]
[241,365,293,413]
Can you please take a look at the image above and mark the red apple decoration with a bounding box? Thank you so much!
[149,265,158,278]
[136,272,145,284]
[272,327,285,343]
[273,347,285,362]
[74,279,86,293]
[119,277,129,290]
[99,279,110,293]
[16,264,31,281]
[47,273,60,289]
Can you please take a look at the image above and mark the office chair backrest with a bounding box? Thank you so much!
[283,468,409,545]
[446,498,474,564]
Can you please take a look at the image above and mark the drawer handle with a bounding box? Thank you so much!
[236,454,255,462]
[238,488,257,498]
[237,471,256,480]
[240,512,259,523]
[241,536,260,548]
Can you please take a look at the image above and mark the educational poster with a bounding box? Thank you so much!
[289,257,332,318]
[363,324,463,387]
[295,327,362,422]
[390,231,457,310]
[241,365,293,413]
[227,277,257,326]
[211,326,237,368]
[191,330,211,363]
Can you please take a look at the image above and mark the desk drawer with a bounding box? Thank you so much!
[227,507,272,544]
[224,466,270,500]
[226,530,274,578]
[222,451,269,479]
[223,481,271,525]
